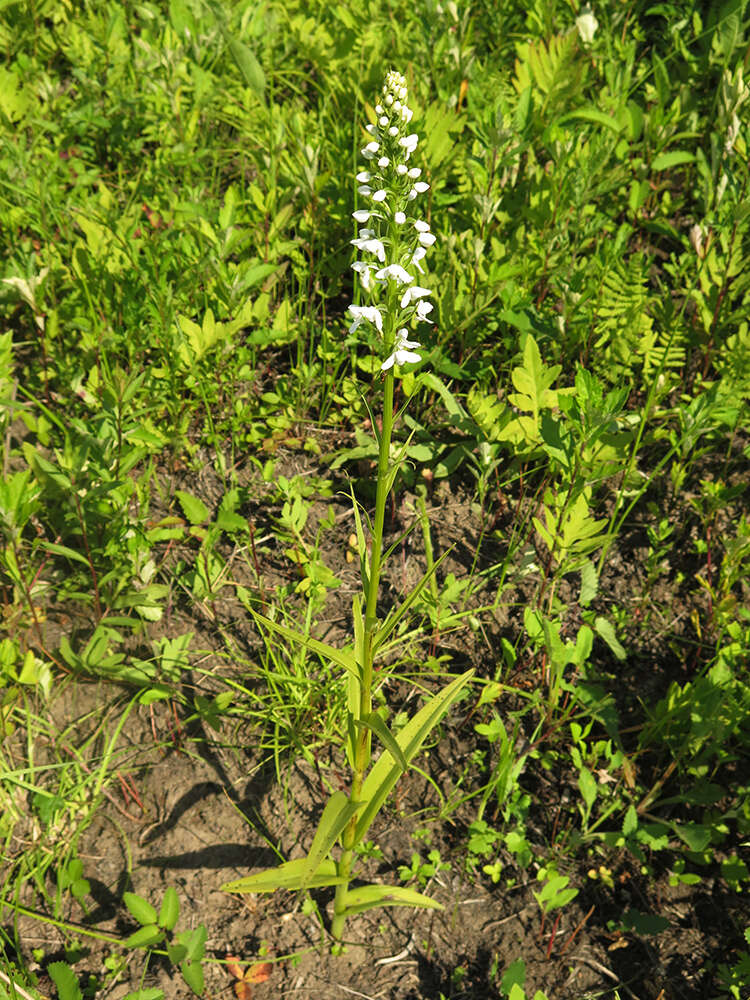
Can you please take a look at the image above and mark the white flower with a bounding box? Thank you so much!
[400,285,432,308]
[411,247,427,272]
[362,141,379,159]
[415,300,433,322]
[396,164,408,176]
[375,104,384,114]
[376,264,414,286]
[381,329,422,371]
[389,126,399,137]
[356,171,372,183]
[408,184,429,200]
[351,233,386,262]
[348,304,383,333]
[408,167,421,179]
[378,156,390,168]
[352,261,377,291]
[372,189,388,202]
[401,106,413,123]
[379,116,389,127]
[385,94,393,106]
[365,124,376,134]
[576,9,598,43]
[399,134,418,159]
[414,221,435,245]
[353,210,373,223]
[358,185,372,196]
[394,211,406,224]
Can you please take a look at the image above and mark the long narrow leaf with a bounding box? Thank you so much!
[349,484,370,593]
[222,858,345,894]
[341,883,443,918]
[373,547,453,655]
[251,609,357,678]
[354,670,473,842]
[300,791,361,890]
[355,713,408,773]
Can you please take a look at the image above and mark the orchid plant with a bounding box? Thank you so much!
[221,71,473,943]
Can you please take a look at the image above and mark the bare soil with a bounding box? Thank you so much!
[3,449,749,1000]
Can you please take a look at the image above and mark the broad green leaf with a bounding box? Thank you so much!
[39,541,91,567]
[354,670,473,842]
[673,822,711,852]
[622,804,638,837]
[178,924,207,962]
[558,107,624,133]
[509,334,561,423]
[651,150,695,171]
[48,962,83,1000]
[0,66,31,121]
[158,886,179,931]
[222,858,346,894]
[579,559,598,606]
[251,609,358,678]
[180,957,204,996]
[578,766,597,810]
[167,943,188,965]
[515,86,532,132]
[594,616,626,660]
[226,37,265,98]
[572,625,593,665]
[341,883,443,918]
[123,892,158,926]
[124,925,163,949]
[501,957,526,996]
[175,490,209,525]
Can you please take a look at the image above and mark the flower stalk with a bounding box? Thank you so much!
[331,70,436,941]
[221,70,473,949]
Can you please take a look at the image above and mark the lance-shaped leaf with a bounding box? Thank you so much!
[373,547,452,656]
[222,858,346,894]
[300,791,362,890]
[355,713,408,773]
[340,883,444,918]
[353,670,473,843]
[251,609,358,679]
[221,793,360,896]
[349,485,370,593]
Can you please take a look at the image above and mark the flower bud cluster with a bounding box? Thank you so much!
[348,71,436,373]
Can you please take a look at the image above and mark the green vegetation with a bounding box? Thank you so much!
[1,1,748,998]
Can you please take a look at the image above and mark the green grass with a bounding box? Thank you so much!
[1,1,749,997]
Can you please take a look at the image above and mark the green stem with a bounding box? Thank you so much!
[331,369,395,941]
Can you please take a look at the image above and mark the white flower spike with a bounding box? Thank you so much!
[348,70,438,375]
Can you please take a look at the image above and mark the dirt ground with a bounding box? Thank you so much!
[4,454,749,1000]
